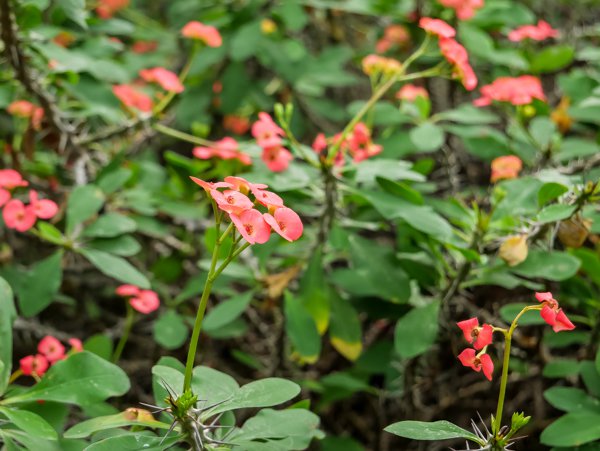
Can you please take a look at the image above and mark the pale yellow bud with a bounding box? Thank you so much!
[499,235,528,266]
[261,19,277,35]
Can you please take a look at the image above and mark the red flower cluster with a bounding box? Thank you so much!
[7,100,44,130]
[190,176,303,244]
[312,123,382,165]
[96,0,129,19]
[193,137,252,165]
[535,292,575,332]
[376,24,411,53]
[116,285,160,314]
[438,0,484,20]
[457,318,495,380]
[112,84,153,113]
[490,155,522,183]
[361,54,403,77]
[19,336,82,378]
[474,76,545,107]
[0,170,58,233]
[251,113,293,172]
[508,20,558,42]
[396,84,429,102]
[181,21,222,47]
[132,40,158,54]
[419,18,477,91]
[139,67,184,93]
[223,115,251,135]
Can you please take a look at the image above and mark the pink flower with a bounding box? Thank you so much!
[7,100,37,118]
[181,21,222,47]
[458,348,494,380]
[230,208,271,244]
[68,338,83,353]
[312,133,328,154]
[439,38,478,91]
[347,123,382,163]
[193,138,251,165]
[251,188,284,210]
[0,169,29,190]
[0,189,10,207]
[419,18,456,39]
[139,67,184,93]
[396,84,429,102]
[457,318,493,350]
[490,155,522,183]
[38,336,66,363]
[262,146,293,172]
[189,177,233,192]
[438,0,484,20]
[508,20,558,42]
[211,189,254,214]
[535,292,575,332]
[251,112,285,149]
[223,115,250,135]
[112,84,153,113]
[474,76,545,107]
[224,176,267,195]
[376,24,410,53]
[20,354,49,377]
[129,290,160,314]
[96,0,129,19]
[116,284,141,297]
[3,199,36,232]
[28,190,58,220]
[263,207,303,242]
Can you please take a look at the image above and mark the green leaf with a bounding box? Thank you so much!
[284,292,321,363]
[543,359,582,378]
[529,116,556,149]
[192,366,239,406]
[17,251,63,317]
[329,293,362,361]
[353,159,425,185]
[511,250,580,281]
[384,420,483,444]
[204,291,253,332]
[537,204,577,224]
[153,310,188,350]
[84,433,180,451]
[78,248,150,288]
[555,138,600,162]
[394,301,440,359]
[541,412,600,446]
[36,222,65,245]
[596,348,600,375]
[206,378,301,417]
[409,122,444,152]
[66,185,105,235]
[64,411,170,439]
[3,352,130,406]
[538,182,569,206]
[87,235,141,257]
[543,387,600,413]
[55,0,88,29]
[0,407,58,440]
[230,21,262,61]
[298,250,330,334]
[0,277,16,395]
[82,213,137,238]
[436,104,499,124]
[530,45,575,73]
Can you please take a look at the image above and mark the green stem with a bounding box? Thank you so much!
[492,305,541,436]
[153,123,214,146]
[112,304,135,363]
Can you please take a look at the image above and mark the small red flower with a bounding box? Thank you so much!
[474,76,545,107]
[252,112,285,149]
[132,40,158,54]
[396,84,429,102]
[490,155,522,183]
[0,189,10,207]
[116,284,141,297]
[438,0,484,20]
[193,137,251,165]
[189,177,233,192]
[0,169,29,190]
[20,354,49,377]
[211,189,254,215]
[139,67,184,93]
[7,100,37,118]
[439,38,477,91]
[261,146,293,172]
[38,335,66,363]
[312,133,328,154]
[230,208,271,244]
[508,20,558,42]
[361,55,402,76]
[376,24,410,53]
[458,348,494,381]
[223,115,250,135]
[96,0,129,19]
[129,290,160,314]
[419,18,456,39]
[223,176,267,195]
[535,292,575,332]
[68,338,83,353]
[3,199,36,232]
[29,190,58,220]
[251,187,284,210]
[112,84,153,113]
[181,21,222,47]
[457,318,493,350]
[263,207,303,242]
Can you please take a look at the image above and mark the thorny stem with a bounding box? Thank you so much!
[112,303,136,363]
[492,305,542,437]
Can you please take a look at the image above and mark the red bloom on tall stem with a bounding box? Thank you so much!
[211,189,254,214]
[458,348,494,380]
[535,292,575,332]
[38,336,66,363]
[20,354,49,377]
[457,318,493,350]
[230,208,271,244]
[181,21,222,47]
[263,207,303,242]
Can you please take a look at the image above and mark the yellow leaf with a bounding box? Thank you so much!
[331,337,362,361]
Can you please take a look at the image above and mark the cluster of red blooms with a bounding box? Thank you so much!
[474,75,545,107]
[6,100,44,130]
[396,84,429,102]
[191,176,303,244]
[223,115,251,135]
[375,24,411,54]
[438,0,484,20]
[419,18,477,91]
[490,155,523,183]
[0,170,58,233]
[361,54,403,77]
[457,292,575,381]
[20,336,82,378]
[116,285,160,314]
[312,122,382,165]
[508,20,558,42]
[95,0,129,19]
[251,113,293,172]
[112,22,222,113]
[193,137,252,166]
